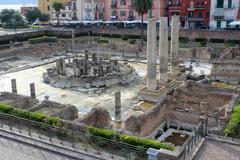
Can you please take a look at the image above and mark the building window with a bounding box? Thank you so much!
[62,14,66,17]
[72,2,76,10]
[216,0,224,8]
[129,10,134,17]
[47,5,50,11]
[206,12,209,18]
[121,0,126,6]
[188,11,194,18]
[228,0,232,8]
[148,10,153,18]
[69,14,71,17]
[120,11,126,16]
[69,6,71,10]
[112,11,117,16]
[198,11,202,18]
[217,21,221,28]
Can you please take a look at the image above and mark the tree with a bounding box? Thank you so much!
[25,8,41,23]
[52,1,64,27]
[131,0,153,51]
[39,13,50,23]
[0,9,25,29]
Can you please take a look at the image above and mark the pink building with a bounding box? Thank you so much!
[105,0,166,21]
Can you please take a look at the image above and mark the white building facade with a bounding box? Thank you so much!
[210,0,240,29]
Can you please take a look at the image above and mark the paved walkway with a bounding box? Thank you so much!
[194,139,240,160]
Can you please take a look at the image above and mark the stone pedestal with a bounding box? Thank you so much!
[171,15,179,75]
[147,19,157,91]
[115,91,121,122]
[11,79,17,94]
[159,17,169,83]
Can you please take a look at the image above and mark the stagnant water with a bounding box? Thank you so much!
[164,132,189,146]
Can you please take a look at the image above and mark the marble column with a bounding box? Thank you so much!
[171,15,179,75]
[147,19,157,90]
[30,83,36,99]
[115,91,121,122]
[71,29,75,50]
[159,17,169,83]
[11,79,17,94]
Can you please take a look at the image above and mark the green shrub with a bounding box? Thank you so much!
[129,39,136,44]
[120,135,175,151]
[88,127,117,140]
[0,103,61,127]
[209,38,225,43]
[224,104,240,137]
[28,36,58,44]
[46,116,62,126]
[226,40,240,45]
[94,37,109,43]
[180,37,189,43]
[0,104,14,114]
[195,38,207,42]
[200,41,207,47]
[121,36,129,41]
[87,127,175,151]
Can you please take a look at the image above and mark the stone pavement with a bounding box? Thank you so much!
[0,136,76,160]
[194,139,240,160]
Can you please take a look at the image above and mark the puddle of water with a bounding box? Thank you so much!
[164,132,189,146]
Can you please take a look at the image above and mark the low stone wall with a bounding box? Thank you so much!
[1,28,240,45]
[125,101,167,137]
[78,108,111,128]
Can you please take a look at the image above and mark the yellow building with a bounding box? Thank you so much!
[38,0,73,20]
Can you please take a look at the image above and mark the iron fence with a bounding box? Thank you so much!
[180,121,202,160]
[0,112,147,160]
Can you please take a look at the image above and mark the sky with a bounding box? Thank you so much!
[0,0,37,4]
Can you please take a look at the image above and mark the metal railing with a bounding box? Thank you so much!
[0,112,147,160]
[180,121,202,160]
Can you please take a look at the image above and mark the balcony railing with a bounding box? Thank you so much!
[214,15,224,19]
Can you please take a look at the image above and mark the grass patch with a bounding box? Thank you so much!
[28,36,58,44]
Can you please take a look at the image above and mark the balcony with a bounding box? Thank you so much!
[194,4,206,9]
[214,15,224,20]
[187,17,204,21]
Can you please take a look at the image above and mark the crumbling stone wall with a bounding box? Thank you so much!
[125,101,167,137]
[79,108,111,128]
[29,100,78,120]
[0,92,38,109]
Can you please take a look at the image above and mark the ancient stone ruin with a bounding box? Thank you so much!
[43,53,137,93]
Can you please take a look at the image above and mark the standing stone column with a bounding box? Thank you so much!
[171,15,179,75]
[115,91,121,122]
[159,17,169,83]
[30,83,36,99]
[147,19,157,90]
[71,29,75,50]
[11,79,17,94]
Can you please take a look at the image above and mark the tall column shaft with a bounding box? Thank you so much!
[171,15,179,75]
[147,19,157,90]
[159,17,169,83]
[115,91,121,122]
[11,79,17,94]
[30,83,36,99]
